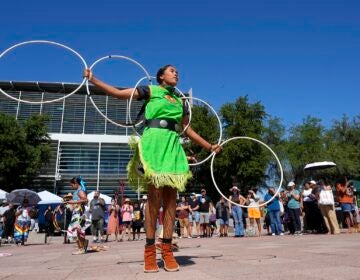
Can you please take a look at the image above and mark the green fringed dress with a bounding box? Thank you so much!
[127,85,192,192]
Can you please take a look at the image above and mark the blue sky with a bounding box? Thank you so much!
[0,0,359,129]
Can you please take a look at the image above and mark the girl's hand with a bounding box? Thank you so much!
[83,69,93,81]
[209,144,221,154]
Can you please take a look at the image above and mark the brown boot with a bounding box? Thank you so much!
[161,243,179,272]
[144,244,159,273]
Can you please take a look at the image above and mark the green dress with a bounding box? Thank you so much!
[127,85,192,192]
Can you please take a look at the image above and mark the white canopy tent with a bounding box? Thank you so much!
[37,190,63,204]
[87,191,112,205]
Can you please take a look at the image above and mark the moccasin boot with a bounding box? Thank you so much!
[144,244,159,273]
[161,243,179,272]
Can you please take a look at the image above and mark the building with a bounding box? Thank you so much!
[0,80,145,199]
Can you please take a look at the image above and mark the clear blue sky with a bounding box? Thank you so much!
[1,0,359,129]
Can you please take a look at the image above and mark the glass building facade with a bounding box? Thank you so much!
[0,81,144,198]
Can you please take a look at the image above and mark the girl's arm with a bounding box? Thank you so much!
[181,115,221,153]
[84,69,140,100]
[68,190,88,205]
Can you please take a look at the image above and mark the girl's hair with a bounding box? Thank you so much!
[156,64,174,84]
[70,176,87,193]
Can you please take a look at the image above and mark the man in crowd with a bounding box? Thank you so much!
[89,191,106,243]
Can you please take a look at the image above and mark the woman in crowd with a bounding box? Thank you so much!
[121,198,133,241]
[318,178,340,234]
[107,198,120,241]
[229,186,246,237]
[247,189,262,237]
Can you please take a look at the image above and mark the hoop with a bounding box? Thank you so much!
[181,96,222,166]
[0,40,87,104]
[210,136,284,208]
[86,55,152,128]
[128,75,155,136]
[174,87,192,137]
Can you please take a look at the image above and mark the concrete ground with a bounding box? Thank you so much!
[0,232,360,280]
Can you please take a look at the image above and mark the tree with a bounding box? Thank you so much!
[0,113,52,191]
[284,116,328,182]
[325,115,360,178]
[185,96,270,198]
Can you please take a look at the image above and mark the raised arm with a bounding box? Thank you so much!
[84,69,140,100]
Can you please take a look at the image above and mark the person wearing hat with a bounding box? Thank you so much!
[84,65,221,272]
[286,182,302,235]
[229,186,246,237]
[121,198,133,241]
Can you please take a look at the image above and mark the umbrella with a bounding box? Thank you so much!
[0,189,8,200]
[6,189,42,205]
[304,161,337,171]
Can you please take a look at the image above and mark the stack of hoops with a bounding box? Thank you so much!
[0,40,284,207]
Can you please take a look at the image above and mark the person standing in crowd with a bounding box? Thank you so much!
[189,193,200,238]
[14,199,32,245]
[336,176,355,233]
[208,202,218,237]
[176,196,190,238]
[247,189,262,237]
[0,200,9,244]
[140,195,147,233]
[264,187,283,236]
[215,197,230,237]
[121,198,133,241]
[132,201,143,241]
[286,182,302,235]
[66,177,89,255]
[348,182,359,231]
[84,65,220,272]
[301,181,316,233]
[89,191,106,243]
[317,178,340,234]
[198,189,211,238]
[229,186,246,237]
[106,198,120,242]
[44,205,54,236]
[3,203,15,244]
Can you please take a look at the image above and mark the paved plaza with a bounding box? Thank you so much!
[1,232,360,280]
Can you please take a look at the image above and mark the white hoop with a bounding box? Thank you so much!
[181,96,222,166]
[86,55,152,128]
[210,136,284,208]
[174,87,192,136]
[0,40,87,104]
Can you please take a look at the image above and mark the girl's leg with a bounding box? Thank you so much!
[144,185,162,273]
[145,186,163,240]
[161,186,179,271]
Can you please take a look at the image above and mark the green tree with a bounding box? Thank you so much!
[284,116,328,182]
[0,113,51,191]
[187,96,270,197]
[325,115,360,178]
